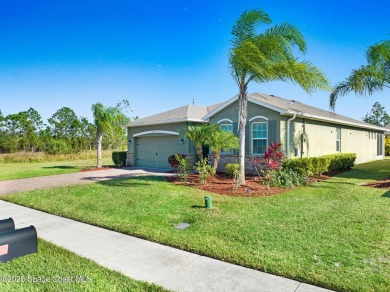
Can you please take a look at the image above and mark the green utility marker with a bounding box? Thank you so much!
[204,195,212,209]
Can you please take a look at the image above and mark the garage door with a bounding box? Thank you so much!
[136,136,179,168]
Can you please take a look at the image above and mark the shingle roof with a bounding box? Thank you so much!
[129,92,386,131]
[129,104,214,127]
[249,93,383,130]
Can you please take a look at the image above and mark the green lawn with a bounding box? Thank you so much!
[1,160,390,291]
[0,239,166,291]
[0,158,113,181]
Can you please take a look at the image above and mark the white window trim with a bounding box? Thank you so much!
[219,123,234,155]
[133,130,179,137]
[251,121,268,155]
[217,118,233,124]
[249,115,268,122]
[336,128,341,152]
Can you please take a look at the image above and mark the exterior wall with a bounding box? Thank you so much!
[208,100,281,172]
[126,122,196,166]
[280,117,384,164]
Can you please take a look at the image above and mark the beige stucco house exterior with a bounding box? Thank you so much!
[127,93,385,170]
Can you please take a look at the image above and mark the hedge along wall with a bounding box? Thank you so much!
[283,153,357,177]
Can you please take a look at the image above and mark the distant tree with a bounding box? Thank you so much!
[330,40,390,110]
[80,117,96,151]
[48,107,81,143]
[205,128,239,171]
[362,102,390,127]
[91,103,129,168]
[229,9,329,185]
[2,108,43,152]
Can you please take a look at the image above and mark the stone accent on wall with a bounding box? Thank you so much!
[126,152,134,166]
[186,154,197,166]
[209,155,258,174]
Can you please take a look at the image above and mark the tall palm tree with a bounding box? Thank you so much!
[330,40,390,110]
[184,124,212,160]
[92,103,128,168]
[229,9,329,185]
[205,128,239,171]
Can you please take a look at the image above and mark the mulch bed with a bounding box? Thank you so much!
[166,172,335,197]
[363,179,390,189]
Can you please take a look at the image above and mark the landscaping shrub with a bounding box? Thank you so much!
[225,163,239,177]
[112,151,127,166]
[322,153,357,172]
[168,154,185,168]
[283,157,313,177]
[385,136,390,155]
[283,153,356,176]
[310,157,331,176]
[194,158,215,185]
[175,154,192,182]
[262,169,306,188]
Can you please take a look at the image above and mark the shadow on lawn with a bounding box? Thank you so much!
[333,163,390,181]
[96,176,162,187]
[42,166,78,169]
[382,191,390,198]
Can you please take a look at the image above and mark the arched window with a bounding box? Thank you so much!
[219,121,233,155]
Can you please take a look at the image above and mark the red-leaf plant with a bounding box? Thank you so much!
[252,142,285,180]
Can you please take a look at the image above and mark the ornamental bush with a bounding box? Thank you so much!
[321,153,356,172]
[112,151,127,166]
[283,153,356,176]
[174,154,192,182]
[168,154,185,169]
[225,163,239,177]
[262,169,306,188]
[194,158,215,185]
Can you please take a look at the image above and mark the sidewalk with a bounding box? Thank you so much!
[0,167,173,195]
[0,200,332,292]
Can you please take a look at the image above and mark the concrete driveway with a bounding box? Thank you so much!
[0,167,173,195]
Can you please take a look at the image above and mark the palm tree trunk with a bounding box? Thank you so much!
[213,150,221,171]
[96,132,103,168]
[196,144,203,160]
[238,84,248,185]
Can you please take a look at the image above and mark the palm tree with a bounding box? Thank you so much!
[229,9,329,185]
[330,40,390,110]
[205,128,239,171]
[92,103,128,168]
[184,124,211,160]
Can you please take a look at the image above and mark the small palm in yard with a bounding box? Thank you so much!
[184,124,211,160]
[91,103,128,168]
[330,40,390,110]
[229,9,329,185]
[205,127,239,171]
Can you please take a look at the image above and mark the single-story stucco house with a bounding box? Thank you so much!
[126,92,386,171]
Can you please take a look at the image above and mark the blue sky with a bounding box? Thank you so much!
[0,0,389,123]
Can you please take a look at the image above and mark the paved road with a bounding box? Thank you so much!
[0,167,173,195]
[0,201,332,292]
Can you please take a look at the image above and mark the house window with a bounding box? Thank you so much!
[336,128,341,152]
[377,133,384,156]
[252,122,268,155]
[220,123,233,154]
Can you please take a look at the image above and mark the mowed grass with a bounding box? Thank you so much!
[1,160,390,291]
[0,239,166,292]
[0,158,113,181]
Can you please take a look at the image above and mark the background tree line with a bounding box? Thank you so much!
[0,101,131,155]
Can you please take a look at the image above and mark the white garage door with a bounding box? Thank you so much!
[136,136,179,168]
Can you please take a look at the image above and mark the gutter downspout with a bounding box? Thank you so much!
[286,112,297,158]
